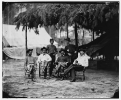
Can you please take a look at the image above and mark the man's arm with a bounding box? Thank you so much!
[24,57,27,66]
[85,54,91,59]
[37,55,41,63]
[55,57,59,65]
[46,54,52,62]
[33,57,37,69]
[67,56,71,63]
[47,45,49,54]
[73,59,78,64]
[65,46,68,51]
[24,57,28,70]
[54,45,57,53]
[34,57,37,64]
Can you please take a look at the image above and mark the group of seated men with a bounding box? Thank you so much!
[25,38,90,82]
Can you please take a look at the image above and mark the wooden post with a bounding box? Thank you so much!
[25,23,27,57]
[75,22,78,50]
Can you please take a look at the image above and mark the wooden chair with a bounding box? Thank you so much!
[73,65,86,81]
[24,64,37,81]
[39,61,51,77]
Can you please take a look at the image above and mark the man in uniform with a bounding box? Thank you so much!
[47,39,57,78]
[65,38,78,64]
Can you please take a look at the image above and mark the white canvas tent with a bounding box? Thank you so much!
[3,24,58,47]
[2,36,10,48]
[2,24,58,59]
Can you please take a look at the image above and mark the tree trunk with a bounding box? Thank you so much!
[75,22,78,50]
[8,6,9,24]
[66,23,68,39]
[92,31,95,41]
[25,23,27,57]
[82,28,85,45]
[60,30,61,38]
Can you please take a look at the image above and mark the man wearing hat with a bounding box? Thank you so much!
[62,49,90,82]
[54,48,71,79]
[37,47,52,79]
[47,39,57,77]
[65,38,78,64]
[24,49,37,81]
[25,49,35,68]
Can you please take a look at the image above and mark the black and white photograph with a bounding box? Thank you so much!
[2,1,119,98]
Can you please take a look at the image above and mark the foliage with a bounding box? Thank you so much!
[14,2,119,37]
[2,3,20,25]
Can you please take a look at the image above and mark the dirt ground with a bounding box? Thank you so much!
[2,59,119,98]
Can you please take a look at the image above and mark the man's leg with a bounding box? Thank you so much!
[60,64,74,80]
[55,65,62,80]
[64,64,74,75]
[39,63,41,77]
[49,55,55,77]
[70,65,84,82]
[44,67,47,79]
[74,65,86,81]
[55,64,61,76]
[31,65,36,81]
[82,67,86,81]
[49,61,54,77]
[70,69,76,82]
[61,64,76,81]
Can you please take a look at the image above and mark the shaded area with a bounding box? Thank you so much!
[3,91,14,98]
[112,88,119,98]
[79,34,119,59]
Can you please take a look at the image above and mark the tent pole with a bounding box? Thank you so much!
[25,23,27,57]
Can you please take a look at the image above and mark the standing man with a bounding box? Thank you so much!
[47,39,57,78]
[65,38,78,64]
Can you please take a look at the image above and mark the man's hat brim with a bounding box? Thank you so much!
[78,48,86,52]
[41,47,47,51]
[27,49,33,53]
[59,49,66,53]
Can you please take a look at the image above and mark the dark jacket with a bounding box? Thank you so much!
[56,55,71,63]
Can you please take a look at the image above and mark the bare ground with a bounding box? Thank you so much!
[2,59,119,98]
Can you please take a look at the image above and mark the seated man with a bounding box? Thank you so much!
[54,49,71,78]
[24,49,37,81]
[62,49,90,82]
[37,47,52,79]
